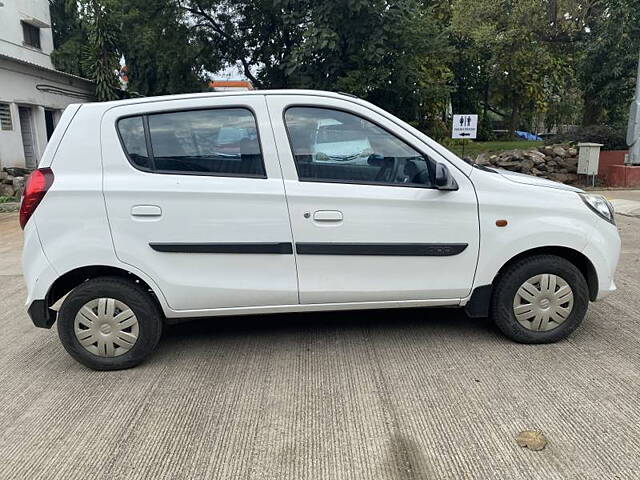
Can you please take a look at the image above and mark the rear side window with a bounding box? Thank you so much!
[118,117,151,169]
[117,108,265,177]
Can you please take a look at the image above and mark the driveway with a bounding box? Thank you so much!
[0,211,639,479]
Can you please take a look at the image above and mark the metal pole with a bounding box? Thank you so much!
[627,51,640,165]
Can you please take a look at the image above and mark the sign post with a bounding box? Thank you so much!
[452,114,478,159]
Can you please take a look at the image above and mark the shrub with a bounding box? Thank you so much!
[545,125,627,150]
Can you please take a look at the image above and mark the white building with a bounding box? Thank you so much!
[0,0,93,169]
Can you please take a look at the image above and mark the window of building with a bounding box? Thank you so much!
[21,22,41,49]
[44,110,56,140]
[117,108,265,177]
[284,107,433,187]
[0,104,12,131]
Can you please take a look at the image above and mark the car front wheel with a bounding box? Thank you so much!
[491,254,590,343]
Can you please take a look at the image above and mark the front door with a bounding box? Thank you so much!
[267,95,479,304]
[101,96,298,312]
[18,106,36,168]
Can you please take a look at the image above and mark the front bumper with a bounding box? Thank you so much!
[582,222,621,301]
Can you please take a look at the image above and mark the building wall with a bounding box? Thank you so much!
[0,0,55,69]
[0,57,93,169]
[0,0,93,171]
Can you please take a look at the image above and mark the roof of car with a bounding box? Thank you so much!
[79,90,363,111]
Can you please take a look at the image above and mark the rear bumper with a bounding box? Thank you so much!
[22,220,59,327]
[27,300,57,328]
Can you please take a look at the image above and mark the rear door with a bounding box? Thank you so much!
[101,95,298,312]
[267,94,479,304]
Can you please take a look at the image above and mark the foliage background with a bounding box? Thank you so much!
[50,0,640,141]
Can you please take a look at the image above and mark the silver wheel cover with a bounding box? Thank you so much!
[74,298,139,357]
[513,274,574,332]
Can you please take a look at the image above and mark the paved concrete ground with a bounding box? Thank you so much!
[0,211,639,480]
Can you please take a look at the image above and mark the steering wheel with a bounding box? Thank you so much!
[372,156,399,183]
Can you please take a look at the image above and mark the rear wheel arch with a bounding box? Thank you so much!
[46,265,165,318]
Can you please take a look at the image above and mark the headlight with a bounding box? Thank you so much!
[579,193,615,225]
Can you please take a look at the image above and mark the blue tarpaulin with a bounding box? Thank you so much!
[515,130,543,141]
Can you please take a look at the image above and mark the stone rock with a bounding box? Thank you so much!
[552,146,567,157]
[516,431,547,451]
[12,177,25,195]
[0,171,7,181]
[567,147,578,157]
[549,173,578,184]
[4,167,30,177]
[476,153,491,166]
[0,183,15,197]
[520,158,534,173]
[542,145,555,156]
[3,175,14,185]
[496,159,520,170]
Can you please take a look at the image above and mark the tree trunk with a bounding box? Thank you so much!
[509,96,521,132]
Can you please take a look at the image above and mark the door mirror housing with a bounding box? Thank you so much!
[434,162,458,190]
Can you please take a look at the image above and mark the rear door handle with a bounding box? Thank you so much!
[131,205,162,217]
[313,210,343,222]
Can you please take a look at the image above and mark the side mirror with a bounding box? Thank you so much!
[434,162,458,191]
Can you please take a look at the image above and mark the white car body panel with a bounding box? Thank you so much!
[20,90,620,325]
[266,95,480,303]
[100,95,298,311]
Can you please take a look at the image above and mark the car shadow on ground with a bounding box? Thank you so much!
[160,307,497,344]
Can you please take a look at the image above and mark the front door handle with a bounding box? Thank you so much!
[131,205,162,217]
[313,210,343,222]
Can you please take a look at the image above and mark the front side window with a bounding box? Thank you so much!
[22,22,41,49]
[117,108,265,177]
[284,107,433,187]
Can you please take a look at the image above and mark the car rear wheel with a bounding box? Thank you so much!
[57,277,163,370]
[491,255,589,343]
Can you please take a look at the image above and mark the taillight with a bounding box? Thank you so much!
[19,168,54,229]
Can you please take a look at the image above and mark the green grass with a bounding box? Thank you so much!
[0,196,19,204]
[446,140,544,158]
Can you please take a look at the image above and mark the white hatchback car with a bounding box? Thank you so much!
[21,90,620,370]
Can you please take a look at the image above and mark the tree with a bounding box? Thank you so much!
[79,0,121,101]
[451,0,579,132]
[49,0,90,77]
[578,0,640,127]
[182,0,452,132]
[117,0,210,96]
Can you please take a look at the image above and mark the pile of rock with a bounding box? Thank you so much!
[0,167,30,198]
[474,144,579,184]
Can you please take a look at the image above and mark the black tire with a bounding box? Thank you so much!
[57,277,163,370]
[490,255,589,344]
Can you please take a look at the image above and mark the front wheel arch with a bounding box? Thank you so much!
[493,246,598,302]
[466,246,598,319]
